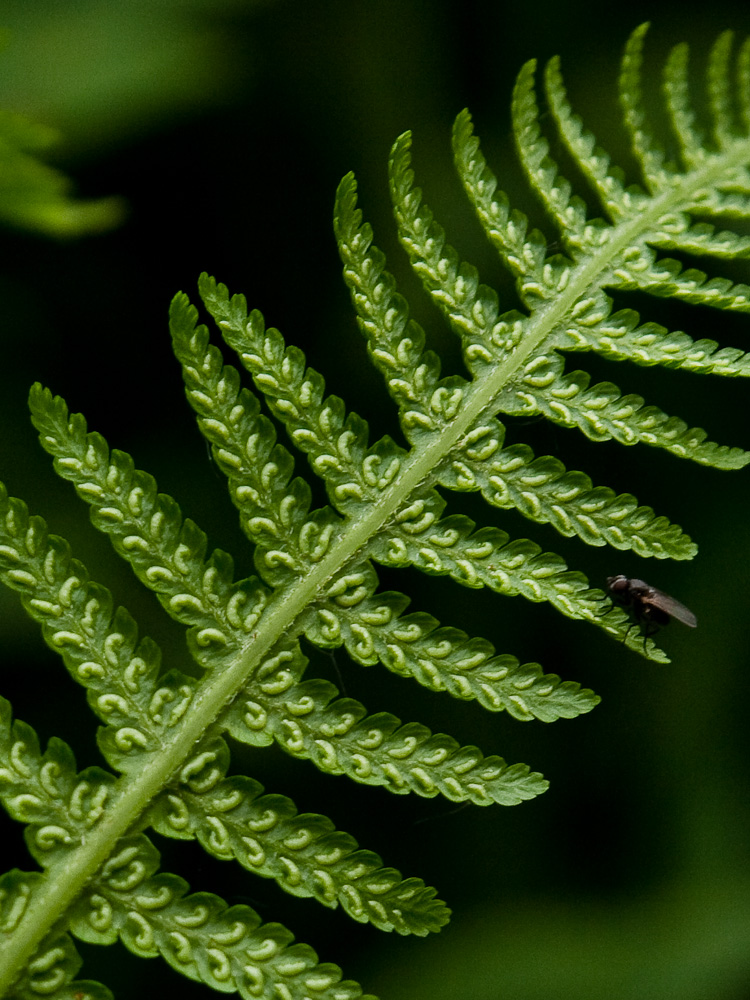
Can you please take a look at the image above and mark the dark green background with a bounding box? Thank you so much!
[2,1,750,998]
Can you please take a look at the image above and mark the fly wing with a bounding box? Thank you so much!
[646,587,697,628]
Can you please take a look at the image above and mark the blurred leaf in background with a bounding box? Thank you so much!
[0,106,124,236]
[0,0,265,150]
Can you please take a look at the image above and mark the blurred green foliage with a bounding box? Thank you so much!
[0,108,123,235]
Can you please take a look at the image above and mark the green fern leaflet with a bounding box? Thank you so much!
[1,24,749,1000]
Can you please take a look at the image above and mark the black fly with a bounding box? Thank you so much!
[603,575,697,647]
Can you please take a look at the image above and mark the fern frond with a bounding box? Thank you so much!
[223,642,546,805]
[169,293,337,585]
[614,256,750,312]
[389,123,732,560]
[151,736,449,935]
[0,482,201,774]
[197,275,405,517]
[4,24,750,999]
[0,693,395,996]
[28,384,267,671]
[340,156,696,567]
[0,897,111,1000]
[438,433,695,558]
[28,382,542,788]
[619,23,671,188]
[304,583,599,721]
[558,309,750,377]
[68,835,376,1000]
[450,109,559,302]
[708,32,735,149]
[0,698,115,868]
[334,173,447,430]
[389,133,511,362]
[663,42,704,164]
[542,59,629,220]
[513,60,594,252]
[500,352,748,468]
[189,274,623,649]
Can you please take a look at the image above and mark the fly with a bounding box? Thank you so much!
[604,575,697,644]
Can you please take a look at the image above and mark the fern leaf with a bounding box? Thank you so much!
[438,437,695,558]
[0,694,395,995]
[374,510,660,659]
[170,293,338,585]
[543,58,629,219]
[27,383,541,793]
[333,171,437,412]
[619,23,671,188]
[198,275,405,516]
[304,583,599,721]
[192,271,621,652]
[513,59,592,250]
[0,485,445,970]
[450,109,555,301]
[223,642,546,805]
[150,735,449,935]
[27,384,267,670]
[0,900,111,1000]
[654,222,750,258]
[5,24,750,998]
[0,698,115,869]
[334,172,458,436]
[500,352,749,468]
[0,483,199,774]
[615,255,750,312]
[68,835,376,1000]
[558,309,750,377]
[344,155,696,562]
[389,133,511,359]
[663,42,705,164]
[707,32,735,149]
[738,37,750,131]
[391,128,556,360]
[388,120,742,529]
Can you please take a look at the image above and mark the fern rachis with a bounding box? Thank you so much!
[1,23,749,1000]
